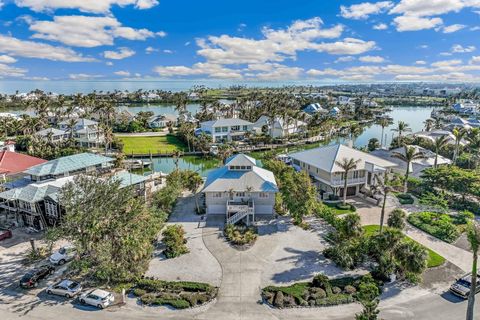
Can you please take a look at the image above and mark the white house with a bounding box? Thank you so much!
[202,154,278,225]
[199,118,254,143]
[411,129,464,146]
[289,144,397,199]
[147,114,177,129]
[58,118,104,148]
[370,145,452,178]
[252,115,306,138]
[303,103,327,115]
[35,128,68,143]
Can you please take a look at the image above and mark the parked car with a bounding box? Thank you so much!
[49,245,76,265]
[19,265,55,288]
[0,229,12,241]
[46,279,82,298]
[79,289,115,309]
[450,273,480,299]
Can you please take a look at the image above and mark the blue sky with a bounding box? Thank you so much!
[0,0,480,82]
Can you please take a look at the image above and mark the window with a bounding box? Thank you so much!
[212,192,222,198]
[242,125,248,131]
[259,193,269,198]
[246,166,252,170]
[231,125,240,131]
[214,127,221,133]
[222,126,228,132]
[353,171,359,179]
[236,192,245,197]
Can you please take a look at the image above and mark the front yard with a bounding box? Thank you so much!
[323,201,356,215]
[363,225,445,268]
[407,211,471,243]
[118,134,187,154]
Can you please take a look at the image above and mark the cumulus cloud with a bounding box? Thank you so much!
[0,55,17,64]
[29,16,156,47]
[15,0,159,13]
[340,1,394,19]
[359,55,386,63]
[154,62,243,79]
[335,56,356,63]
[393,15,443,31]
[390,0,471,17]
[452,44,476,53]
[415,60,427,64]
[431,59,462,67]
[373,23,388,30]
[0,63,27,78]
[442,24,466,33]
[145,46,158,54]
[114,70,130,76]
[103,47,136,60]
[0,34,95,62]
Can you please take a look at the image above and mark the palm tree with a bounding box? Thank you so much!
[466,128,480,169]
[433,135,449,168]
[466,221,480,320]
[391,121,412,138]
[452,128,467,164]
[372,172,393,233]
[392,145,426,193]
[335,157,361,206]
[423,118,435,132]
[377,118,390,148]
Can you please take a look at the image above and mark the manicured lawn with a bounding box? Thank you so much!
[362,225,446,268]
[118,135,187,154]
[323,201,356,215]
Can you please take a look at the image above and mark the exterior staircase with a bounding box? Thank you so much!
[226,210,249,225]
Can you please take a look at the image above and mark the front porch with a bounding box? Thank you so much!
[226,199,255,225]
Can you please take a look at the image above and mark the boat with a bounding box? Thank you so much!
[123,159,152,170]
[275,154,292,165]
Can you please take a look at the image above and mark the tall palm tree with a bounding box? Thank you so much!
[423,118,435,132]
[433,135,449,168]
[466,221,480,320]
[391,121,412,138]
[452,128,467,164]
[377,118,390,148]
[372,173,393,233]
[335,157,361,206]
[392,145,426,193]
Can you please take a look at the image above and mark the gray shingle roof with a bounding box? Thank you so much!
[289,144,397,173]
[201,118,253,127]
[24,153,113,177]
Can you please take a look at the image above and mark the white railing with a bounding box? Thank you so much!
[330,177,366,187]
[226,210,249,225]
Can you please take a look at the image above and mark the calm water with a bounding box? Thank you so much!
[139,156,221,177]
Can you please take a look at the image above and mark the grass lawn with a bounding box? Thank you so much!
[118,135,187,154]
[323,201,356,215]
[363,225,446,268]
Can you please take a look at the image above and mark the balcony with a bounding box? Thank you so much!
[226,199,254,214]
[330,177,366,187]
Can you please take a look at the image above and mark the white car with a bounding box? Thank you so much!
[79,289,115,309]
[46,279,82,298]
[49,245,76,265]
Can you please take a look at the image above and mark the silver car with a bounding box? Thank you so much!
[46,279,82,298]
[79,289,114,309]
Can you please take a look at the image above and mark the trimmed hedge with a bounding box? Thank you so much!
[262,274,377,308]
[133,278,218,309]
[407,212,460,243]
[396,193,414,205]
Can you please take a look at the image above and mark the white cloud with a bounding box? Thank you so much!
[29,15,157,47]
[145,46,158,54]
[340,1,394,20]
[106,61,113,66]
[442,24,466,33]
[335,56,356,63]
[0,34,94,62]
[390,0,472,17]
[471,26,480,30]
[359,55,386,63]
[393,15,443,31]
[154,62,243,79]
[452,44,476,53]
[0,55,17,64]
[69,73,103,80]
[163,49,173,54]
[373,23,388,30]
[0,63,27,78]
[114,70,130,76]
[431,59,463,67]
[415,60,427,64]
[103,47,135,60]
[15,0,159,13]
[156,31,167,37]
[469,56,480,64]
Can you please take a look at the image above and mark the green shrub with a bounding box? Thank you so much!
[224,224,258,246]
[133,288,147,297]
[396,193,414,205]
[336,203,356,211]
[162,224,189,258]
[274,291,284,308]
[344,285,356,295]
[407,212,460,243]
[387,208,406,230]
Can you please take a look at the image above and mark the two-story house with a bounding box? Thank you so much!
[35,128,68,144]
[289,144,396,199]
[202,154,278,225]
[58,118,105,148]
[252,115,306,138]
[147,114,178,129]
[198,118,254,143]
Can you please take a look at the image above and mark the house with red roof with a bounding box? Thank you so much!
[0,151,47,181]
